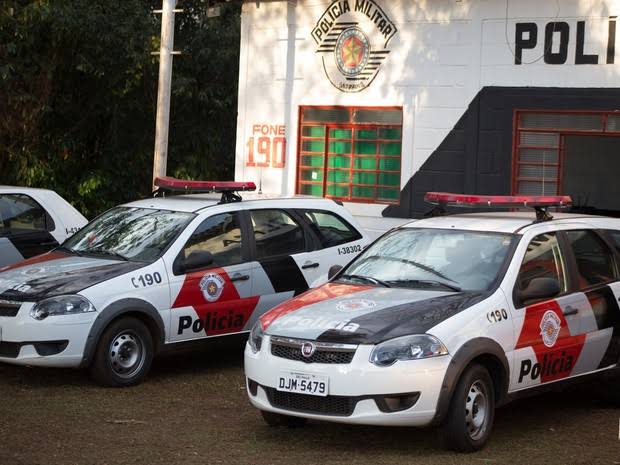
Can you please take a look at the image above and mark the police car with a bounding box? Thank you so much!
[0,186,87,267]
[0,177,369,386]
[244,192,620,452]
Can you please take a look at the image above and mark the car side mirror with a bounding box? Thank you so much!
[516,277,560,306]
[328,264,343,280]
[176,250,214,274]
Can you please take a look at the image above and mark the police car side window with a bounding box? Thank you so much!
[565,230,617,287]
[0,194,50,234]
[302,210,362,248]
[606,230,620,257]
[516,232,568,300]
[250,209,305,258]
[182,213,243,267]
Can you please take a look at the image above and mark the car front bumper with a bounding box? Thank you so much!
[0,302,95,368]
[244,336,450,427]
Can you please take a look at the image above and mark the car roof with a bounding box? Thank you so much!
[400,211,620,234]
[122,194,343,214]
[0,186,56,195]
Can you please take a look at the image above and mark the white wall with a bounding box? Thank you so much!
[235,0,620,217]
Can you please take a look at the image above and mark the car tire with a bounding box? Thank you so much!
[89,317,154,387]
[439,363,495,452]
[260,410,308,428]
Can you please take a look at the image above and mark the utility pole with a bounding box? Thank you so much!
[152,0,181,189]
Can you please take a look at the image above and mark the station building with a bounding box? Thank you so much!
[234,0,620,219]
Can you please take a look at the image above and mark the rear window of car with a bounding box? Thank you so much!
[566,230,617,287]
[250,209,307,258]
[0,194,52,235]
[301,210,362,248]
[605,230,620,255]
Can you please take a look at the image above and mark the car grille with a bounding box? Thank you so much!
[270,336,357,364]
[263,386,357,416]
[0,301,21,317]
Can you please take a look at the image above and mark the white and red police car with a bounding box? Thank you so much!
[0,178,369,386]
[0,186,87,267]
[245,193,620,452]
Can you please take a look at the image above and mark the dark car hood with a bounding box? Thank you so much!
[0,251,144,302]
[263,282,487,344]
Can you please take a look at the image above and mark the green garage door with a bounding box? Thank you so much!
[298,106,403,205]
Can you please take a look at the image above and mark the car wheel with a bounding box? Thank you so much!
[90,317,154,387]
[260,410,308,428]
[439,363,495,452]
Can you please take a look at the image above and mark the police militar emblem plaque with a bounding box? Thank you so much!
[312,0,397,92]
[200,272,225,303]
[540,310,561,348]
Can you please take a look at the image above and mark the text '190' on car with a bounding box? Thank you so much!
[0,177,369,387]
[245,192,620,452]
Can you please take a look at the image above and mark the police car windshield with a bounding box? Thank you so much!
[343,228,515,292]
[63,207,194,262]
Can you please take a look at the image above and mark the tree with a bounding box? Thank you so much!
[0,0,241,218]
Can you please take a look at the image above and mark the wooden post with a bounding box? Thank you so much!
[152,0,178,189]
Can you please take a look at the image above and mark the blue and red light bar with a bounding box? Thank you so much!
[154,177,256,193]
[424,192,572,208]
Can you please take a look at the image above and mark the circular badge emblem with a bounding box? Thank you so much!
[336,298,376,312]
[199,272,225,303]
[334,27,370,76]
[539,310,561,348]
[24,267,45,275]
[301,342,316,358]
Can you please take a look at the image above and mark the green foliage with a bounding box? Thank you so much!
[0,1,240,218]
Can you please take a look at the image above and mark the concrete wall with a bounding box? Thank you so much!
[235,0,620,218]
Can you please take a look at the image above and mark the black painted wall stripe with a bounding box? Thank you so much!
[382,86,620,219]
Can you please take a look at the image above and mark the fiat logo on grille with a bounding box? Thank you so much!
[301,342,316,358]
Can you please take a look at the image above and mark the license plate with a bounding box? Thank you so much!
[277,371,329,397]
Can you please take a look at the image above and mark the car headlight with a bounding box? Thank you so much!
[248,321,264,353]
[370,334,448,367]
[30,295,96,321]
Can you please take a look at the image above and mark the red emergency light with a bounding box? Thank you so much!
[424,192,572,208]
[424,192,572,222]
[153,177,256,203]
[155,177,256,193]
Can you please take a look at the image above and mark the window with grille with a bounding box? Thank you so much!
[297,106,402,204]
[513,111,620,196]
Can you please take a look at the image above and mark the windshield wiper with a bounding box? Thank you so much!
[340,274,391,288]
[387,279,462,292]
[83,248,129,261]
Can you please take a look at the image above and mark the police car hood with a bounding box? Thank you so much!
[0,251,144,302]
[261,282,488,344]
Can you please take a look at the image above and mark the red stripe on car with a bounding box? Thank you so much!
[515,299,586,383]
[0,251,69,273]
[259,282,372,330]
[172,267,259,336]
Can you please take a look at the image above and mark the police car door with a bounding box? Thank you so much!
[244,208,311,329]
[294,208,367,286]
[167,211,256,342]
[507,225,613,391]
[0,193,59,266]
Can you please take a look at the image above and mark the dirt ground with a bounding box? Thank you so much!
[0,336,618,465]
